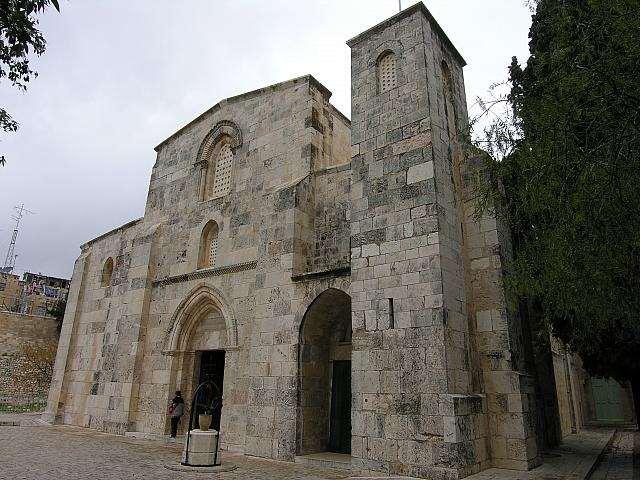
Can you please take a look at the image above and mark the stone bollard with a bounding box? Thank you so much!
[181,429,220,466]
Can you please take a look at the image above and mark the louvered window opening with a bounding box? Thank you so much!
[211,144,233,198]
[208,234,219,267]
[379,53,397,93]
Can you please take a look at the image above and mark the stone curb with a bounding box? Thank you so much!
[163,462,237,473]
[585,429,618,480]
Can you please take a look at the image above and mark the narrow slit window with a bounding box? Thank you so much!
[388,298,395,329]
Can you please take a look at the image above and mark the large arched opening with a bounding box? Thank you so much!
[297,288,352,455]
[164,285,237,435]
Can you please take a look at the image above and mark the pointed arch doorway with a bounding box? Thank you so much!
[297,288,352,455]
[164,284,238,435]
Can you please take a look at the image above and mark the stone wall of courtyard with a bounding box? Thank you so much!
[0,311,60,403]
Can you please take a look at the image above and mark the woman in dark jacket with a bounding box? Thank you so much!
[169,390,184,438]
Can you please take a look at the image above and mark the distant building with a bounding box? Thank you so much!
[20,272,70,317]
[0,271,69,317]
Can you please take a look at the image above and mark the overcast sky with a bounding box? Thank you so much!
[0,0,532,279]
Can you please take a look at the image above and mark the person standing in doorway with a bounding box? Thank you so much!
[169,390,184,439]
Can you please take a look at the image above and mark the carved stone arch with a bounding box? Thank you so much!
[295,282,352,455]
[196,120,242,200]
[162,283,238,355]
[293,280,351,336]
[370,40,404,68]
[370,41,405,94]
[196,120,243,166]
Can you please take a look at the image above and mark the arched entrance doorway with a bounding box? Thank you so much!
[298,288,352,455]
[164,285,237,435]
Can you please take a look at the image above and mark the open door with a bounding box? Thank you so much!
[328,360,351,454]
[197,350,225,430]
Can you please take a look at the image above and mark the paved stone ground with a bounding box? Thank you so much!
[0,414,630,480]
[0,423,353,480]
[590,429,638,480]
[457,429,616,480]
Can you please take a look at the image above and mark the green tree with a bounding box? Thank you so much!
[46,297,66,332]
[0,0,60,165]
[477,0,640,420]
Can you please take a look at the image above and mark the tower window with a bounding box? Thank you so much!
[378,52,397,93]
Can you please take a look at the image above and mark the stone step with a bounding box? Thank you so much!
[294,452,352,472]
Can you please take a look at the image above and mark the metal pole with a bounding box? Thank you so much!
[181,380,221,467]
[399,0,402,12]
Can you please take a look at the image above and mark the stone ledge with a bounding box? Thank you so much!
[291,266,351,282]
[295,452,352,471]
[153,261,257,286]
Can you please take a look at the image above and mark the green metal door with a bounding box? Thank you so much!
[591,378,624,422]
[328,360,351,454]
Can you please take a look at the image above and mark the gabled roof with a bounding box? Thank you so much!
[154,74,341,152]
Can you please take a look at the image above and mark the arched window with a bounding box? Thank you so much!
[101,257,114,287]
[198,221,219,269]
[210,144,233,198]
[197,121,242,201]
[378,52,397,93]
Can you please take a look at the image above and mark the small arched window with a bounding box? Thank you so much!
[210,143,234,198]
[101,257,114,287]
[378,52,397,93]
[198,221,219,269]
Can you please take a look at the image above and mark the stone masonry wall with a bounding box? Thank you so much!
[460,156,540,469]
[0,311,59,402]
[348,4,540,477]
[348,7,475,478]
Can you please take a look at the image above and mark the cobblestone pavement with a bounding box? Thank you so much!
[0,423,351,480]
[0,415,629,480]
[465,428,615,480]
[0,412,46,426]
[590,430,638,480]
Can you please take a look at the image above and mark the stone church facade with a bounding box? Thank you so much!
[45,4,550,478]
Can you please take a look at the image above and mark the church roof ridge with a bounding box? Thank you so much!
[154,74,337,152]
[81,217,143,250]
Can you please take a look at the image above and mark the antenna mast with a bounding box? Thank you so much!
[3,204,34,272]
